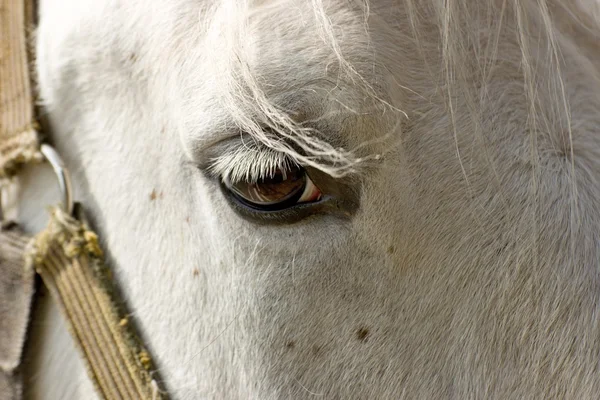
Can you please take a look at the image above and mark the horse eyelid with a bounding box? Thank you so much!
[205,140,297,184]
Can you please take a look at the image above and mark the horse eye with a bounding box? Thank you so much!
[224,165,322,210]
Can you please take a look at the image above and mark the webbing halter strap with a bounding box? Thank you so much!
[0,1,167,399]
[0,0,40,179]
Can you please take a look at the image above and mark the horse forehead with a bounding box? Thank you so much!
[189,2,369,91]
[39,0,382,162]
[171,2,378,149]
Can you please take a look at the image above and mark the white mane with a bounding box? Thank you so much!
[16,0,600,398]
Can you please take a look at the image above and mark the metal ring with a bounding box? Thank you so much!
[0,144,73,221]
[40,144,74,215]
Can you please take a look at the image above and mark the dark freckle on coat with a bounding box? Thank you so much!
[285,340,295,349]
[356,327,370,342]
[185,216,190,224]
[129,53,137,62]
[387,245,395,254]
[150,189,164,200]
[192,268,199,277]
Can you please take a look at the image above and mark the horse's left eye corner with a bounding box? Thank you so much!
[222,164,323,213]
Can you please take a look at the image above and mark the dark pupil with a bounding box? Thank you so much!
[232,165,306,206]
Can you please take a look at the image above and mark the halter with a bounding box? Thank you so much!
[0,1,168,398]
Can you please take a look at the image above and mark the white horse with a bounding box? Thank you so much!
[8,0,600,398]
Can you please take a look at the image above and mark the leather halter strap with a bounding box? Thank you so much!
[0,1,167,398]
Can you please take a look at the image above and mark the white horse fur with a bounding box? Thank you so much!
[9,0,600,398]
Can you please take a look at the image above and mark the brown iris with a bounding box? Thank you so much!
[228,165,307,208]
